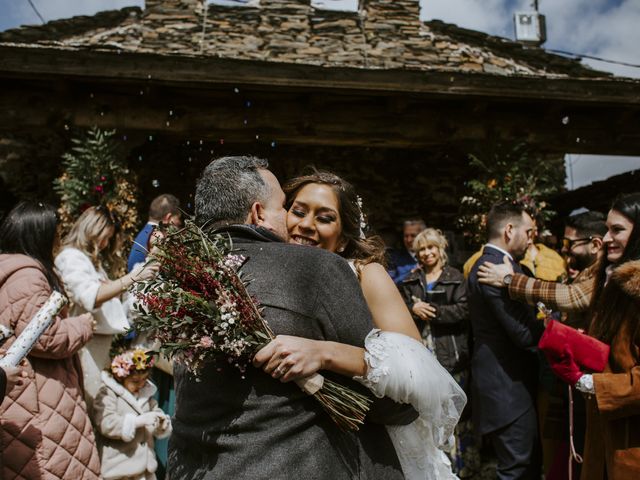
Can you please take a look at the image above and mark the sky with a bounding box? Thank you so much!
[1,0,639,190]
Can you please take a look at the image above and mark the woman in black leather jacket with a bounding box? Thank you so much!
[400,229,469,374]
[400,228,479,476]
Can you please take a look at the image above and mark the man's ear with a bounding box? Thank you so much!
[161,212,173,224]
[504,223,514,243]
[248,201,264,226]
[591,236,604,253]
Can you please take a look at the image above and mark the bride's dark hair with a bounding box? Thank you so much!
[283,170,386,269]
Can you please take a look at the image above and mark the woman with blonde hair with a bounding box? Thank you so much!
[400,228,478,476]
[55,206,158,409]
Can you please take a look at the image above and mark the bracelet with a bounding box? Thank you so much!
[120,278,129,292]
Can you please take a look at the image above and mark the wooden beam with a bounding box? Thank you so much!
[1,45,640,105]
[1,75,639,155]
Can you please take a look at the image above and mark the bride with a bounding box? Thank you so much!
[253,171,467,480]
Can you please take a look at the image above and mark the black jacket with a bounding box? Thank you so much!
[400,265,470,374]
[467,245,543,435]
[169,225,414,480]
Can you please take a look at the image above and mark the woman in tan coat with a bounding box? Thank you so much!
[547,193,640,479]
[0,202,101,479]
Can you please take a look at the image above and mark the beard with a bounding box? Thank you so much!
[568,251,596,272]
[512,242,529,262]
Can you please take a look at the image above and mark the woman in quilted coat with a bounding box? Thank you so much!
[0,201,101,479]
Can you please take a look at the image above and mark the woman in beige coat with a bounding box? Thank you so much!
[0,201,100,479]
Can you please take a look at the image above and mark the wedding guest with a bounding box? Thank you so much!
[520,214,566,282]
[400,227,478,476]
[387,219,425,284]
[546,193,640,479]
[127,194,181,272]
[477,210,607,330]
[476,210,607,478]
[467,201,543,480]
[463,213,565,281]
[93,347,171,480]
[55,206,158,409]
[0,201,100,479]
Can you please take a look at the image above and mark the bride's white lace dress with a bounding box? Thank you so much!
[355,329,467,480]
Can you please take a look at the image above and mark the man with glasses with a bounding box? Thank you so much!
[476,210,606,330]
[476,210,606,479]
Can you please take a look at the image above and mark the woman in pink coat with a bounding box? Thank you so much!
[0,202,101,479]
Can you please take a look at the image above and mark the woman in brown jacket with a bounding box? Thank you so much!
[0,202,101,479]
[547,193,640,479]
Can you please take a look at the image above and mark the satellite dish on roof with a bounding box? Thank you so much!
[514,1,547,46]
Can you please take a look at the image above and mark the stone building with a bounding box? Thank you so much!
[0,0,639,254]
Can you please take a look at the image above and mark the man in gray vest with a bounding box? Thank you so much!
[168,156,414,480]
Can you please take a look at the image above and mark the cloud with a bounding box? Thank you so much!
[419,0,514,37]
[421,0,640,79]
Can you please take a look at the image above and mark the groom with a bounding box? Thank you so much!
[168,156,414,480]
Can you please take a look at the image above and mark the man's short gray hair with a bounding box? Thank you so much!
[403,219,426,230]
[195,156,270,227]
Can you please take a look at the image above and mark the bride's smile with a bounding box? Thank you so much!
[286,183,345,253]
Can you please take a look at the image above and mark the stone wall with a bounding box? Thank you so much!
[6,0,602,78]
[136,0,552,75]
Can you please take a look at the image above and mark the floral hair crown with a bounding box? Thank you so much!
[110,347,155,379]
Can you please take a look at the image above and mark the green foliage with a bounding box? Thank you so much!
[54,127,138,275]
[458,143,565,247]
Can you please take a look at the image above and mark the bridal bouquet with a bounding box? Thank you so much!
[134,220,371,431]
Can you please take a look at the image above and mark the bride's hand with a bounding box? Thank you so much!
[253,335,325,383]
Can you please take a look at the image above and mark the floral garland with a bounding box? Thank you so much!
[54,127,138,276]
[110,346,155,379]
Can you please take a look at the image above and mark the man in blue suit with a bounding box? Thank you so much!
[467,201,543,479]
[127,194,182,272]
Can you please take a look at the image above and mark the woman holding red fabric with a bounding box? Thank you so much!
[547,192,640,479]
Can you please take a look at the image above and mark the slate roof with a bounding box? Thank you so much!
[0,0,612,79]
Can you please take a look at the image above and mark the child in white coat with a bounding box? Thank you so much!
[93,347,171,480]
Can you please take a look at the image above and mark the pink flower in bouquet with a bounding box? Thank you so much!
[199,336,214,348]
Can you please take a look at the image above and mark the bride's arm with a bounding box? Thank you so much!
[253,336,366,382]
[254,262,420,381]
[359,263,421,342]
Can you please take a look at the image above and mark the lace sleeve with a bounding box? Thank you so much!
[354,329,467,449]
